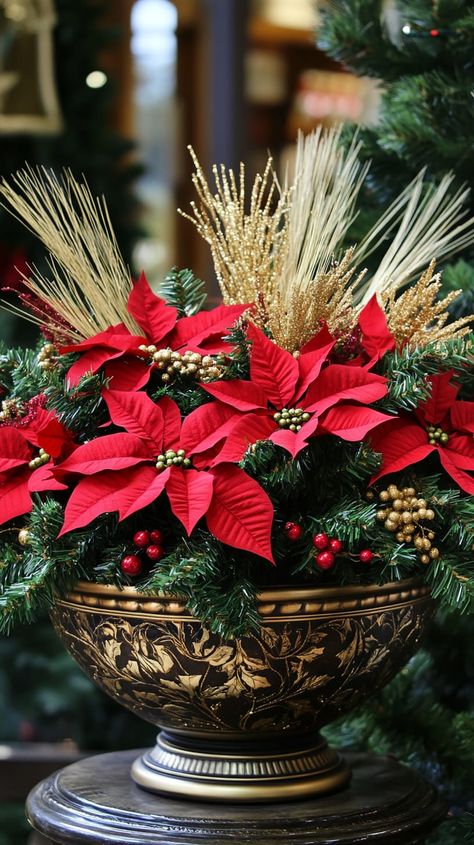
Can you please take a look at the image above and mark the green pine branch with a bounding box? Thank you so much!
[159,267,207,316]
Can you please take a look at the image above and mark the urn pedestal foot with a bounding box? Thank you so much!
[26,749,447,845]
[131,731,350,802]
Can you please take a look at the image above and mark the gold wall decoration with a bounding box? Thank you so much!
[0,0,62,134]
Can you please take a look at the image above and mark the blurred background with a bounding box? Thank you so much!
[0,2,473,843]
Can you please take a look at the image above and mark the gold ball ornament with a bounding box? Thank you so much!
[18,528,30,546]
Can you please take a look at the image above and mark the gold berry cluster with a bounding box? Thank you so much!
[376,484,439,565]
[0,398,23,422]
[138,346,223,384]
[37,342,58,371]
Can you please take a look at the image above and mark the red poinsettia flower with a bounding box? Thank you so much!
[371,371,474,494]
[0,407,71,525]
[55,390,274,561]
[61,273,247,391]
[357,295,396,364]
[185,323,391,463]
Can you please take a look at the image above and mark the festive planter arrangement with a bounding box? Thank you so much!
[0,129,473,802]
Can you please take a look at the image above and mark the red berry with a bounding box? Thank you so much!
[285,521,302,541]
[146,544,164,562]
[359,549,374,564]
[133,530,150,548]
[313,532,329,550]
[315,551,335,570]
[329,538,343,554]
[121,554,142,576]
[150,529,164,544]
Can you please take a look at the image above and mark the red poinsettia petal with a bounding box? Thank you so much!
[102,389,164,452]
[169,304,248,350]
[295,342,334,401]
[269,415,320,458]
[104,357,151,391]
[202,380,268,411]
[56,433,152,475]
[59,466,160,535]
[320,405,394,442]
[303,365,388,414]
[247,323,298,408]
[370,418,434,482]
[438,449,474,494]
[0,467,32,524]
[180,402,238,455]
[358,295,395,360]
[300,323,334,354]
[66,347,126,388]
[420,371,459,425]
[212,414,277,465]
[119,467,171,520]
[28,464,68,492]
[165,466,214,535]
[443,435,474,470]
[60,324,142,354]
[127,271,178,342]
[0,426,31,470]
[31,409,72,458]
[206,464,275,562]
[157,396,182,451]
[186,333,235,355]
[450,400,474,434]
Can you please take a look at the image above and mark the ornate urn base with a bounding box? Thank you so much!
[132,730,349,801]
[51,579,433,803]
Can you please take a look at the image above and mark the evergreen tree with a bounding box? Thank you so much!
[319,0,474,315]
[319,3,474,841]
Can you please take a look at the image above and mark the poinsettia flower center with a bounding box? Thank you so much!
[28,448,50,470]
[427,424,449,445]
[156,448,192,472]
[273,407,311,432]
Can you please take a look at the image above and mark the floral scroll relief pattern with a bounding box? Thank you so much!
[51,603,430,734]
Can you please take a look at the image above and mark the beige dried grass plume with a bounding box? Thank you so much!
[0,166,139,341]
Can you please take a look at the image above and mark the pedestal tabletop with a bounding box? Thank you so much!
[27,749,446,845]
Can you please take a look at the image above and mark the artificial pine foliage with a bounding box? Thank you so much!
[318,0,474,312]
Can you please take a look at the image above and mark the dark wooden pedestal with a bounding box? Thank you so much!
[26,749,446,845]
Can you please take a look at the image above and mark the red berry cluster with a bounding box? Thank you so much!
[312,532,374,571]
[121,529,165,577]
[312,533,341,570]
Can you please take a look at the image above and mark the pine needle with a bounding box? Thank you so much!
[0,166,140,340]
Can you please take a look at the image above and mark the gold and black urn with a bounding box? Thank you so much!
[51,578,433,803]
